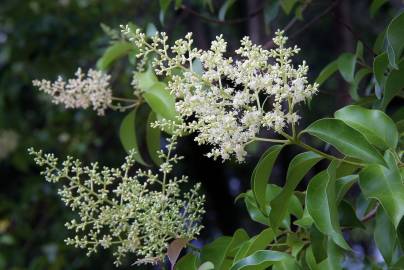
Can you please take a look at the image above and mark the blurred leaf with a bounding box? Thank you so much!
[373,52,389,90]
[280,0,297,15]
[334,105,398,150]
[359,151,404,227]
[370,0,388,18]
[201,236,232,269]
[146,23,158,37]
[386,12,404,68]
[374,208,396,265]
[231,250,292,270]
[337,53,356,82]
[96,41,133,71]
[119,108,148,166]
[355,41,364,61]
[251,145,283,214]
[315,60,338,86]
[220,229,250,270]
[302,118,385,165]
[349,68,371,100]
[373,30,386,55]
[270,151,322,231]
[306,161,350,250]
[381,59,404,110]
[218,0,237,20]
[134,65,158,91]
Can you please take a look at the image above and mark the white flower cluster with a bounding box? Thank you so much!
[33,68,112,115]
[121,26,318,161]
[28,137,204,266]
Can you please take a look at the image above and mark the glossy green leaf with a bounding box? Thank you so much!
[219,229,250,270]
[96,41,133,70]
[270,151,323,231]
[370,0,388,18]
[310,226,327,263]
[201,236,232,269]
[280,0,297,15]
[146,111,162,165]
[273,256,301,270]
[373,52,389,90]
[337,53,356,82]
[251,145,283,214]
[335,175,358,203]
[304,246,320,270]
[335,105,399,150]
[349,68,371,100]
[339,200,364,229]
[294,207,313,229]
[135,66,158,92]
[386,12,404,68]
[359,154,404,228]
[143,82,177,121]
[302,118,385,165]
[306,161,350,250]
[119,108,148,166]
[234,228,276,262]
[381,59,404,110]
[374,208,396,264]
[176,253,198,270]
[315,60,338,86]
[231,250,291,270]
[287,234,305,257]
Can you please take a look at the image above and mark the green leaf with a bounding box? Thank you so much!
[335,175,358,203]
[386,12,404,68]
[315,60,338,86]
[176,253,199,270]
[356,41,364,61]
[134,65,158,91]
[146,111,162,165]
[217,229,250,270]
[373,52,389,90]
[306,161,350,250]
[294,207,313,229]
[337,53,356,82]
[273,257,301,270]
[96,41,134,71]
[251,145,283,214]
[218,0,237,20]
[302,118,385,165]
[310,226,327,263]
[359,153,404,228]
[234,228,276,262]
[370,0,388,18]
[280,0,297,15]
[334,105,399,150]
[159,0,172,24]
[286,234,305,257]
[373,30,386,55]
[349,68,371,100]
[269,151,323,231]
[374,208,396,264]
[381,59,404,110]
[391,257,404,270]
[339,200,365,229]
[201,236,232,269]
[230,250,291,270]
[143,82,177,121]
[119,108,148,166]
[324,240,343,270]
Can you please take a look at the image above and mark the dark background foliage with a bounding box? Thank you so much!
[0,0,402,269]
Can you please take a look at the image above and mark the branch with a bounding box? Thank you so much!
[180,4,264,25]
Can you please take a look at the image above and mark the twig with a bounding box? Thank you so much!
[180,4,264,25]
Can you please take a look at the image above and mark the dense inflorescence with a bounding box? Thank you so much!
[122,27,318,161]
[33,68,112,115]
[28,136,205,266]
